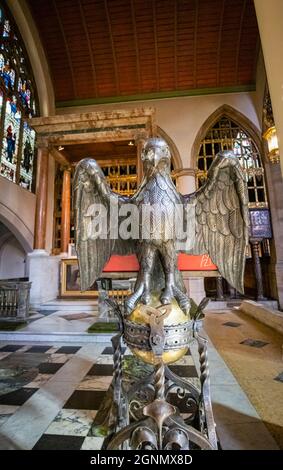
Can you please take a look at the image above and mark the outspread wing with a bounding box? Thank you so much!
[73,158,136,291]
[182,151,249,293]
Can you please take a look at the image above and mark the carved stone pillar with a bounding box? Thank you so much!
[264,162,283,309]
[250,239,265,301]
[228,284,237,299]
[175,169,196,195]
[136,136,146,186]
[216,276,224,300]
[61,167,71,254]
[34,143,49,250]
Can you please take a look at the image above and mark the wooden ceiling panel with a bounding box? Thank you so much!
[27,0,259,105]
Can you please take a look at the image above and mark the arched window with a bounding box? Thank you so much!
[0,4,38,192]
[196,116,268,208]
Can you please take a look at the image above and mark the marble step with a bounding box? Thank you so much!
[39,299,99,312]
[38,297,278,313]
[207,299,278,310]
[231,299,278,310]
[0,331,113,343]
[40,298,229,312]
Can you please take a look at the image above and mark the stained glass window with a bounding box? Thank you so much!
[1,96,21,183]
[196,116,268,208]
[0,4,38,191]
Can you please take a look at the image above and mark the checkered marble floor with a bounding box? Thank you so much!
[0,342,199,450]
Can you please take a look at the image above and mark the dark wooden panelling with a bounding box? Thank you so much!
[64,140,137,162]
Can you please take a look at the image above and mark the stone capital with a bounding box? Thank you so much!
[173,168,196,178]
[36,136,51,150]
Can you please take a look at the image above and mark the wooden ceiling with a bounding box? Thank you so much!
[63,140,137,162]
[27,0,260,106]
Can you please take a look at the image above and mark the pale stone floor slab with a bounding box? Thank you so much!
[204,308,283,449]
[18,310,98,334]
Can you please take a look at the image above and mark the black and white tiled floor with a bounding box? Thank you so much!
[0,342,199,450]
[0,344,77,428]
[1,316,280,451]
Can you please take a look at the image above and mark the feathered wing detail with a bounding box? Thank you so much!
[132,171,186,292]
[73,158,136,291]
[182,152,249,293]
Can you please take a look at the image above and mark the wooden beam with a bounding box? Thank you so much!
[235,0,247,85]
[152,0,159,91]
[193,0,199,88]
[130,0,141,94]
[50,147,70,167]
[53,0,77,98]
[174,0,178,90]
[104,0,120,95]
[216,0,226,87]
[78,0,98,97]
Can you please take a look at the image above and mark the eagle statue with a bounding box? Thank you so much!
[73,137,249,314]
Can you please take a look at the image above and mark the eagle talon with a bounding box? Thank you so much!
[141,291,151,304]
[160,287,174,305]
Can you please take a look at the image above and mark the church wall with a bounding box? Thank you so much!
[0,235,26,279]
[0,176,36,253]
[56,91,260,174]
[253,49,283,308]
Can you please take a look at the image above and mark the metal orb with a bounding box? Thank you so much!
[127,294,190,365]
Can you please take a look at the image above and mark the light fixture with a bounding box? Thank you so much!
[58,145,64,151]
[262,86,280,164]
[128,141,134,146]
[263,126,280,164]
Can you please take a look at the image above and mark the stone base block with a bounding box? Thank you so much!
[27,250,61,308]
[239,300,283,336]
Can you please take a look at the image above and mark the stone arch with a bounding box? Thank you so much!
[0,233,27,278]
[157,126,183,170]
[0,204,32,253]
[7,0,55,116]
[191,104,263,169]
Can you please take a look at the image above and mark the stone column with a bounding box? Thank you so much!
[136,136,146,186]
[28,142,61,307]
[216,276,224,300]
[264,162,283,309]
[250,239,265,301]
[61,167,71,254]
[254,0,283,173]
[175,169,196,195]
[228,284,237,299]
[34,143,49,250]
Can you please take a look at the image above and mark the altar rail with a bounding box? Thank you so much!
[0,279,31,321]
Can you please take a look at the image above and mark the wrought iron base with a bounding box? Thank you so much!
[102,297,218,450]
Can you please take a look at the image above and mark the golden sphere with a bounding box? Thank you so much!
[127,293,191,365]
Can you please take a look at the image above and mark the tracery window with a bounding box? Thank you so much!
[196,116,268,208]
[0,4,38,192]
[101,158,138,196]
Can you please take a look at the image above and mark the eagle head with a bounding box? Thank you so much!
[141,137,171,176]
